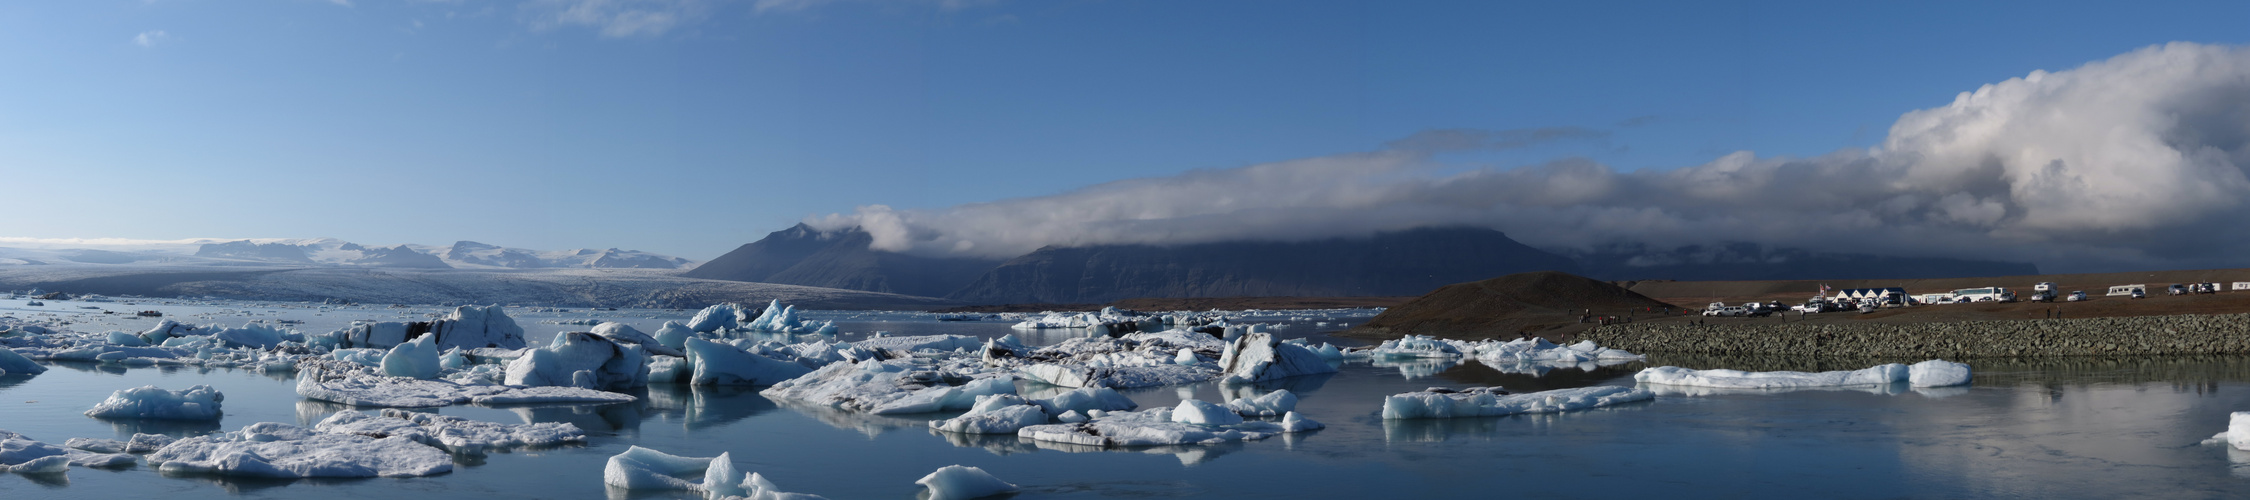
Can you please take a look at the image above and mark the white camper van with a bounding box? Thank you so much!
[1951,287,2015,303]
[2107,284,2147,297]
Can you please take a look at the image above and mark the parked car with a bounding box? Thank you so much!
[2028,291,2055,302]
[2132,289,2147,299]
[2169,284,2190,296]
[2067,291,2088,302]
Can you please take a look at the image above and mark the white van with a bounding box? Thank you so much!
[2107,284,2146,297]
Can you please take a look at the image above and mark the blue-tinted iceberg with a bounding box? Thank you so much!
[1380,386,1652,419]
[84,384,224,420]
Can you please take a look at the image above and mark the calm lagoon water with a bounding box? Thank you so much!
[6,300,2250,499]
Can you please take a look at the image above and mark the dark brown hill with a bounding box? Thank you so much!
[683,224,1001,298]
[1347,271,1679,340]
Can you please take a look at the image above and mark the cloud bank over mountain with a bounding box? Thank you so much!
[809,43,2250,272]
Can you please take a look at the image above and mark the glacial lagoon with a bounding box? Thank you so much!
[6,299,2250,499]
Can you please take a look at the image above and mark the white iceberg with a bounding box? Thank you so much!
[145,422,453,478]
[1169,399,1243,425]
[64,433,175,454]
[505,331,649,389]
[652,320,695,351]
[593,322,684,357]
[1380,386,1652,419]
[761,358,1011,414]
[1217,332,1336,384]
[929,394,1051,434]
[681,338,812,386]
[2208,412,2250,451]
[1,430,75,473]
[1635,360,1972,389]
[916,465,1018,500]
[316,409,584,452]
[0,346,45,375]
[603,446,828,498]
[297,366,634,408]
[1028,387,1138,415]
[1222,389,1297,417]
[381,334,444,379]
[1017,404,1322,447]
[83,384,224,420]
[688,303,749,333]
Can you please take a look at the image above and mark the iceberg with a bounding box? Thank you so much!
[505,331,649,389]
[65,433,176,454]
[928,394,1051,434]
[316,409,584,452]
[340,305,527,350]
[2208,412,2250,451]
[1353,335,1466,359]
[1028,387,1138,415]
[1635,360,1972,389]
[2,430,74,473]
[1016,404,1322,447]
[212,322,295,349]
[83,384,224,420]
[297,366,633,408]
[652,320,695,351]
[1170,399,1243,425]
[145,422,453,478]
[1380,386,1653,419]
[916,465,1018,500]
[761,358,1012,414]
[687,303,749,333]
[603,446,828,498]
[381,334,444,379]
[1217,332,1337,384]
[1222,389,1297,417]
[681,338,814,386]
[593,322,683,357]
[0,346,44,375]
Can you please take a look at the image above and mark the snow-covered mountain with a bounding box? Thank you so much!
[0,237,695,270]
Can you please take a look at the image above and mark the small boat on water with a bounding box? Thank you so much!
[137,310,164,317]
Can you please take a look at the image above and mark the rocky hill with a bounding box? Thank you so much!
[1347,271,1679,340]
[682,224,1001,298]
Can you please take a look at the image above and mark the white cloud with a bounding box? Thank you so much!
[133,30,169,47]
[524,0,709,38]
[810,43,2250,272]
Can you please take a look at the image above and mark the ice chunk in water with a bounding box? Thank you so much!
[603,446,828,498]
[688,303,746,333]
[145,422,452,478]
[1635,363,1933,389]
[0,346,46,375]
[1222,390,1297,417]
[381,334,442,379]
[1217,332,1336,384]
[652,321,694,351]
[84,384,224,420]
[1170,399,1243,425]
[916,465,1018,500]
[1907,360,1972,387]
[929,394,1051,434]
[682,338,811,386]
[505,331,648,389]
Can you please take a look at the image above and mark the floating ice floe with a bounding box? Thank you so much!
[64,433,175,454]
[0,345,45,375]
[761,358,1012,414]
[334,305,527,350]
[927,387,1141,435]
[688,303,751,333]
[677,338,813,386]
[602,446,827,499]
[506,331,649,389]
[84,384,224,420]
[1216,332,1337,384]
[382,334,444,379]
[2205,412,2250,451]
[1016,399,1323,447]
[1380,386,1653,419]
[145,422,453,478]
[1471,338,1642,370]
[593,322,684,357]
[917,465,1018,500]
[996,330,1230,389]
[1350,335,1466,360]
[929,395,1052,434]
[3,430,137,472]
[1633,360,1973,390]
[1222,389,1298,417]
[315,409,583,453]
[297,365,635,408]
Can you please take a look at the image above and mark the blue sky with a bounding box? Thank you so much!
[4,0,2248,261]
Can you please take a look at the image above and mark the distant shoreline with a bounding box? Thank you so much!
[927,296,1412,313]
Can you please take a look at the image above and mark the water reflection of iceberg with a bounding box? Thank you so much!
[931,428,1041,456]
[510,403,644,434]
[1025,437,1245,466]
[1364,358,1458,379]
[95,413,225,436]
[639,384,779,430]
[777,401,934,437]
